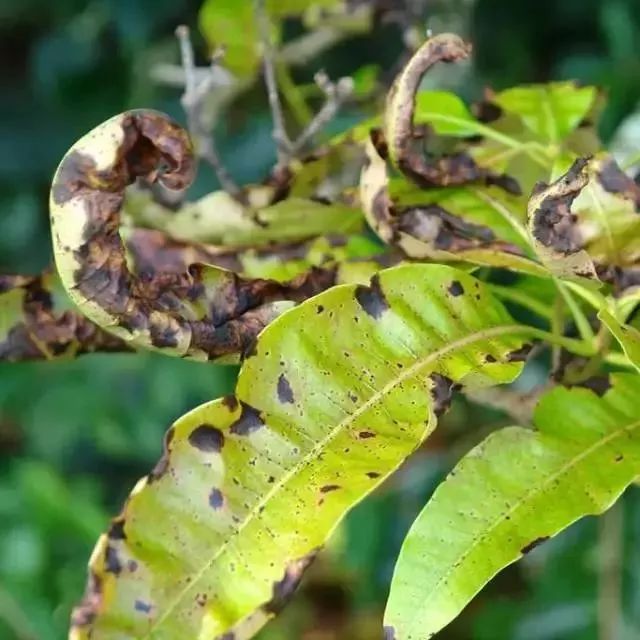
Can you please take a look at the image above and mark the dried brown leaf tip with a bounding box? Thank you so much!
[384,34,519,194]
[49,110,340,361]
[0,272,129,362]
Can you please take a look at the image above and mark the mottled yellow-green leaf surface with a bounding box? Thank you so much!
[385,373,640,639]
[72,264,530,639]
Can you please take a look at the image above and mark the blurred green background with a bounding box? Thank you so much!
[1,1,640,638]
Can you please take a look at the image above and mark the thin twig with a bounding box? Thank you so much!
[254,0,353,168]
[255,0,291,160]
[290,71,354,156]
[175,25,244,202]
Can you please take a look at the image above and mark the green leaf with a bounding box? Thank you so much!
[413,91,478,137]
[384,373,640,639]
[71,264,530,639]
[493,83,597,145]
[599,309,640,371]
[126,189,364,247]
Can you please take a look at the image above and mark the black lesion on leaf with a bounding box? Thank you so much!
[448,280,464,296]
[277,373,295,404]
[320,484,341,493]
[506,344,533,363]
[107,519,127,541]
[355,274,390,319]
[530,157,589,254]
[575,375,612,397]
[597,158,640,210]
[134,600,152,614]
[484,354,497,363]
[358,430,376,439]
[366,471,381,479]
[222,395,239,412]
[521,536,549,554]
[147,426,174,483]
[208,488,225,510]
[429,373,461,416]
[263,550,318,614]
[188,424,225,452]
[229,402,265,436]
[383,625,397,640]
[104,544,122,575]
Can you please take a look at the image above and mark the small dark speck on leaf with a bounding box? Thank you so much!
[358,431,376,439]
[268,475,276,483]
[209,488,224,510]
[484,354,497,363]
[448,281,464,296]
[188,424,225,452]
[521,536,549,554]
[615,454,624,462]
[366,471,381,479]
[316,305,324,314]
[320,484,341,493]
[134,600,152,614]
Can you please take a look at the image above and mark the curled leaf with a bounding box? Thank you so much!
[72,264,530,639]
[527,154,640,283]
[49,110,341,361]
[384,34,519,194]
[385,373,640,639]
[360,135,547,276]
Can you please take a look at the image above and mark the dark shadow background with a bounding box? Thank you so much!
[1,1,639,638]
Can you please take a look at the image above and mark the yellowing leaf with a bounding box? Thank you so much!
[72,264,530,639]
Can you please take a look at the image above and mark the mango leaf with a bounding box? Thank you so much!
[49,110,352,362]
[0,272,129,361]
[527,154,640,282]
[198,0,262,78]
[493,82,597,145]
[599,309,640,371]
[126,188,364,247]
[71,263,531,639]
[385,373,640,639]
[360,136,548,277]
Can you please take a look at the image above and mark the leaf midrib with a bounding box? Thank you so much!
[147,323,528,636]
[396,417,640,637]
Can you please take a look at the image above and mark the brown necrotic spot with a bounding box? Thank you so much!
[355,274,389,319]
[208,488,225,510]
[222,395,239,412]
[108,519,126,540]
[383,626,397,640]
[229,402,265,435]
[263,550,318,614]
[134,600,152,614]
[148,426,174,483]
[448,280,464,296]
[366,471,381,479]
[598,158,640,209]
[429,373,460,416]
[506,344,533,363]
[530,157,589,254]
[484,354,497,363]
[521,536,549,554]
[188,424,225,452]
[277,373,295,404]
[358,430,376,439]
[320,484,341,493]
[104,544,122,575]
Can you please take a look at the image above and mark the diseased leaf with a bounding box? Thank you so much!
[385,373,640,639]
[72,263,531,639]
[527,154,640,283]
[493,83,597,144]
[49,110,347,361]
[360,135,548,277]
[0,272,129,361]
